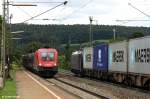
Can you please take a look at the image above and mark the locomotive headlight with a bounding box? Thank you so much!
[54,63,57,66]
[39,63,42,66]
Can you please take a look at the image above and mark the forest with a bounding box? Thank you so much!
[11,24,150,50]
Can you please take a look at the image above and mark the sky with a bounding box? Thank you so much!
[1,0,150,26]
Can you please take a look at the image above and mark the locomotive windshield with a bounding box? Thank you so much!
[41,52,54,61]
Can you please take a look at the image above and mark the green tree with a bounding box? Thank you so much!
[25,42,42,53]
[64,42,71,70]
[130,32,144,39]
[0,16,1,56]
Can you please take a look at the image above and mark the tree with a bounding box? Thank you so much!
[25,42,42,53]
[0,16,1,52]
[64,42,71,69]
[130,32,144,39]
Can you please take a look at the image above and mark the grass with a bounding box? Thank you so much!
[0,79,17,99]
[0,69,17,99]
[58,68,70,72]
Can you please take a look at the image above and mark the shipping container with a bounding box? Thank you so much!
[108,41,128,72]
[71,51,83,74]
[83,47,93,69]
[128,36,150,75]
[93,44,108,71]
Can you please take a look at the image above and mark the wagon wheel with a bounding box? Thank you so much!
[144,80,150,90]
[123,77,133,86]
[108,75,115,83]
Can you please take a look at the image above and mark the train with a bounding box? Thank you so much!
[71,36,150,90]
[22,48,58,77]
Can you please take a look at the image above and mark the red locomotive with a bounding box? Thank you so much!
[22,48,58,77]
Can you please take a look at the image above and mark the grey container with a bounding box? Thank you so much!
[128,36,150,74]
[83,47,93,69]
[71,51,83,73]
[108,41,128,72]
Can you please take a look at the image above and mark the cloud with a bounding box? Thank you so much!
[1,0,150,26]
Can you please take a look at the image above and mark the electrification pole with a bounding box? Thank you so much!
[89,16,97,46]
[0,0,8,88]
[113,28,116,40]
[89,16,93,46]
[0,0,38,88]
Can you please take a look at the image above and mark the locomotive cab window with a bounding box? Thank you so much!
[48,52,54,61]
[41,52,47,61]
[41,52,54,61]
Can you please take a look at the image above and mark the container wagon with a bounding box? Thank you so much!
[128,36,150,88]
[108,41,128,83]
[70,36,150,89]
[71,51,83,76]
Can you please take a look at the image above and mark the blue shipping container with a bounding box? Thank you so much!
[93,44,108,71]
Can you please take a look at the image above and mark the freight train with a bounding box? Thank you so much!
[22,48,58,77]
[71,36,150,89]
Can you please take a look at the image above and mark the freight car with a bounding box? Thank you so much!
[22,48,58,77]
[71,36,150,89]
[71,51,83,76]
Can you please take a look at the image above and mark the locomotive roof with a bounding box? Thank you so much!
[72,51,82,55]
[37,48,57,52]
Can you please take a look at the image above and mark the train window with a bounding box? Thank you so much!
[48,53,54,61]
[41,52,47,61]
[41,52,54,61]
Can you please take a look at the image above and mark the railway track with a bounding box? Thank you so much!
[58,70,150,93]
[26,69,150,99]
[46,78,109,99]
[26,70,108,99]
[55,70,150,99]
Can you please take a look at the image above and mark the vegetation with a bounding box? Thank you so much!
[58,55,66,69]
[0,79,16,99]
[129,32,144,39]
[11,24,150,48]
[25,41,42,53]
[64,42,72,70]
[0,16,1,60]
[10,24,150,69]
[0,69,17,99]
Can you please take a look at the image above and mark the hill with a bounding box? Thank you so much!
[11,24,150,51]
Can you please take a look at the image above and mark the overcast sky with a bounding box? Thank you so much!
[1,0,150,26]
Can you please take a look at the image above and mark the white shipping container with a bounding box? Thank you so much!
[109,41,127,72]
[83,47,93,69]
[129,36,150,75]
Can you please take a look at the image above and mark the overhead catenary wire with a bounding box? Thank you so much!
[16,6,33,18]
[60,0,94,21]
[116,3,150,24]
[19,1,68,23]
[32,18,57,21]
[54,4,68,21]
[16,6,62,22]
[13,2,64,4]
[116,19,150,22]
[128,3,150,19]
